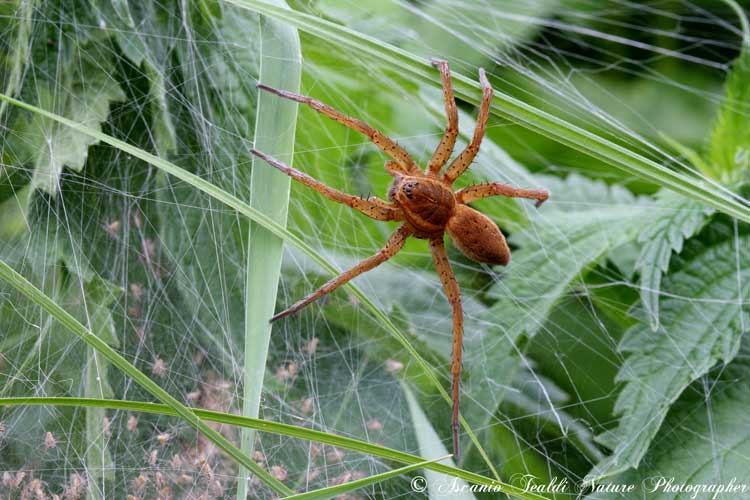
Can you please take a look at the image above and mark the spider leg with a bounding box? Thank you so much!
[426,59,458,176]
[456,182,550,208]
[429,237,464,460]
[257,84,420,176]
[251,149,403,221]
[443,68,493,184]
[271,224,412,322]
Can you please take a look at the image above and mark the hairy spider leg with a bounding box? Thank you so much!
[456,182,550,208]
[443,69,494,184]
[270,224,413,322]
[427,59,459,176]
[251,149,403,221]
[429,237,464,459]
[257,84,420,176]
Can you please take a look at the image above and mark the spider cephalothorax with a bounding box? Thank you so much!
[251,59,549,459]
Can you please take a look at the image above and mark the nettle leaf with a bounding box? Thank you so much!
[91,0,179,155]
[587,340,750,499]
[486,175,647,342]
[6,20,125,194]
[29,64,124,193]
[586,233,750,483]
[635,190,713,331]
[707,49,750,182]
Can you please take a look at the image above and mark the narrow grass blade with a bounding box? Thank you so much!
[0,397,548,500]
[226,0,750,224]
[0,261,292,496]
[283,455,452,500]
[0,91,494,477]
[238,2,302,499]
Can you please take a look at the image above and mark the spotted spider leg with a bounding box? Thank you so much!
[443,68,494,184]
[456,182,549,208]
[269,224,412,322]
[257,84,420,176]
[429,236,464,459]
[427,59,459,176]
[250,149,403,221]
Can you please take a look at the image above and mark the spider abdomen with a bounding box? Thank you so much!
[389,176,455,236]
[447,205,510,265]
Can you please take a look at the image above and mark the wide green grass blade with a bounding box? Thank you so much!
[0,260,292,496]
[0,397,548,500]
[283,455,451,500]
[238,3,302,499]
[226,0,750,224]
[0,90,494,477]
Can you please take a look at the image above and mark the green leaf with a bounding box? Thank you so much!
[9,35,125,194]
[707,49,750,183]
[587,340,750,499]
[635,190,713,330]
[586,233,750,483]
[82,277,121,496]
[502,366,605,464]
[486,176,648,341]
[90,0,178,155]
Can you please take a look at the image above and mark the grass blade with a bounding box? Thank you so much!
[238,2,302,499]
[226,0,750,223]
[283,455,452,500]
[0,260,292,496]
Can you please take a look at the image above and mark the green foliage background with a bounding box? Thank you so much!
[1,0,750,498]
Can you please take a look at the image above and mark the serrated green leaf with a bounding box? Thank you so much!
[486,176,648,342]
[11,39,125,194]
[586,235,750,483]
[635,190,713,330]
[91,0,178,155]
[707,49,750,183]
[587,340,750,499]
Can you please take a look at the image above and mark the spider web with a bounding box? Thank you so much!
[1,0,749,498]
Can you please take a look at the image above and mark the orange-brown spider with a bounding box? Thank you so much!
[251,59,549,459]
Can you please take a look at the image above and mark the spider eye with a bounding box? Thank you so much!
[402,181,417,199]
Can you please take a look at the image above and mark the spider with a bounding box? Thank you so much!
[251,59,549,459]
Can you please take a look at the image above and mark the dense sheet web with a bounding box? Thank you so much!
[1,0,749,498]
